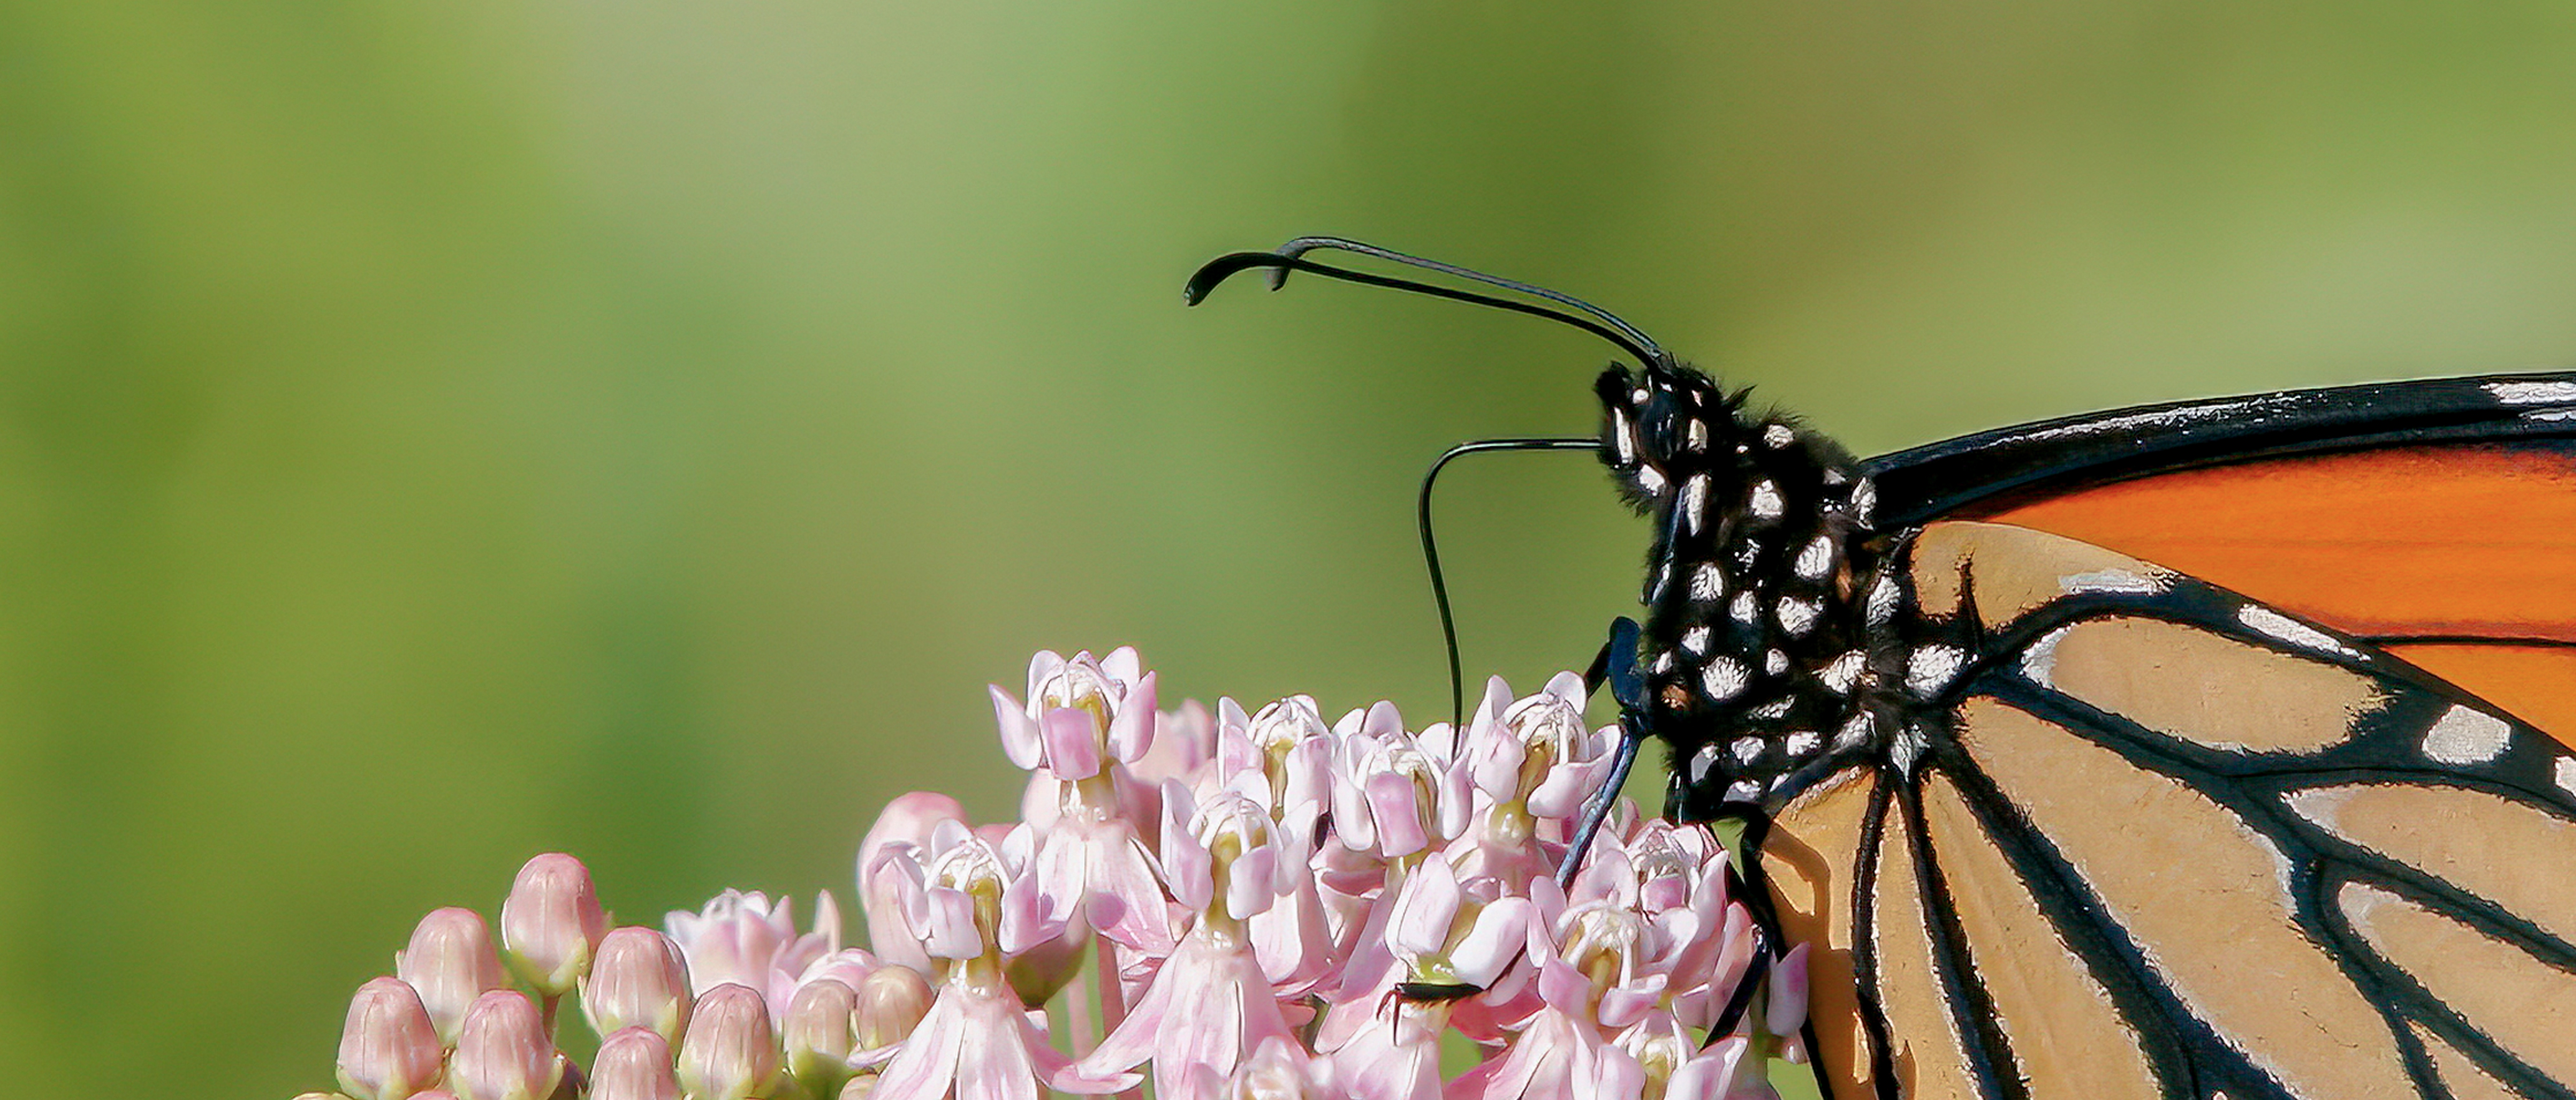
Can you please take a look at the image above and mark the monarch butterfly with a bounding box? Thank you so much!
[1190,237,2576,1100]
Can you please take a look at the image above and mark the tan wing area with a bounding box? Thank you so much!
[1760,768,1883,1097]
[1966,443,2576,747]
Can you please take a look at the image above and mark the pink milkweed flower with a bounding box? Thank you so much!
[1056,785,1304,1100]
[1456,675,1617,870]
[1318,853,1533,1053]
[449,990,565,1100]
[861,792,968,976]
[1330,702,1471,862]
[583,926,694,1043]
[592,1027,683,1100]
[991,650,1176,954]
[1445,1003,1642,1100]
[1614,1016,1750,1100]
[1224,1036,1339,1100]
[499,853,610,998]
[676,983,781,1100]
[334,976,444,1100]
[872,829,1078,1100]
[396,908,509,1044]
[665,888,843,1019]
[1327,996,1448,1100]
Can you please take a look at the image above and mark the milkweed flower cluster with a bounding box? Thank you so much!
[298,649,1806,1100]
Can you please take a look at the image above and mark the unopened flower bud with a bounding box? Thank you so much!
[582,926,692,1042]
[852,965,932,1054]
[334,978,443,1100]
[782,978,858,1096]
[676,983,778,1100]
[591,1027,681,1100]
[449,990,564,1100]
[397,908,508,1043]
[411,1093,461,1100]
[500,853,609,997]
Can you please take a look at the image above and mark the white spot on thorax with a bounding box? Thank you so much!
[2238,606,2363,660]
[1776,596,1820,637]
[1689,563,1725,602]
[1635,465,1667,495]
[1784,730,1820,757]
[1749,479,1785,519]
[1834,710,1875,749]
[1725,780,1761,802]
[1762,423,1797,449]
[1730,592,1760,624]
[1820,650,1866,694]
[1749,697,1794,720]
[1906,644,1966,699]
[1794,535,1836,581]
[1681,626,1711,656]
[1890,722,1928,776]
[2422,705,2511,765]
[1683,474,1710,536]
[1611,411,1635,464]
[1652,649,1676,674]
[1765,649,1790,675]
[1688,744,1724,785]
[1686,419,1709,451]
[1700,657,1747,700]
[1630,386,1650,405]
[1732,737,1764,764]
[1866,572,1902,627]
[1850,479,1877,528]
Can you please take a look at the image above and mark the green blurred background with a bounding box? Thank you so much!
[7,1,2576,1091]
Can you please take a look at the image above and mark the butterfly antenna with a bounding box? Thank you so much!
[1187,252,1665,370]
[1420,437,1598,728]
[1268,236,1666,363]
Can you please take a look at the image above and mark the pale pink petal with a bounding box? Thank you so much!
[1025,651,1066,699]
[1086,835,1178,951]
[1666,1037,1747,1100]
[1387,860,1460,957]
[993,686,1043,770]
[1598,978,1666,1029]
[1226,847,1279,920]
[954,1001,1036,1100]
[1363,772,1427,857]
[1332,752,1378,851]
[1579,1043,1646,1100]
[1448,897,1531,988]
[1041,708,1105,779]
[1526,764,1594,819]
[1106,671,1158,762]
[1767,943,1810,1036]
[1102,646,1143,690]
[871,988,964,1100]
[1163,818,1215,913]
[918,886,982,960]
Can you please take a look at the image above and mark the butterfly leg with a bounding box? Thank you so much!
[1559,617,1649,888]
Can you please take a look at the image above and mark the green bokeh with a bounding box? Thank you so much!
[5,2,2576,1092]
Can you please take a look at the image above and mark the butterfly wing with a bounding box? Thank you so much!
[1761,519,2576,1100]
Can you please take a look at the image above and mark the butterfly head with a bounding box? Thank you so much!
[1594,359,1886,809]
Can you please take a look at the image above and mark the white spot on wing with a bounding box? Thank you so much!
[1850,479,1876,528]
[1906,644,1966,699]
[1749,480,1784,519]
[2061,568,2168,596]
[1834,710,1875,749]
[2421,705,2511,765]
[2021,626,2071,688]
[2487,380,2576,406]
[1690,563,1725,602]
[2555,757,2576,799]
[2238,606,2364,660]
[1699,657,1747,700]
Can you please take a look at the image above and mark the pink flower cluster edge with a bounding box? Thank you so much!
[308,648,1810,1100]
